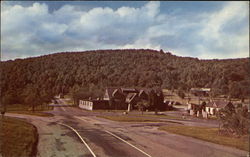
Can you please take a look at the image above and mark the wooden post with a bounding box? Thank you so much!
[127,103,131,112]
[1,111,5,119]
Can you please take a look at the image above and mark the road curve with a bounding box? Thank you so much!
[6,100,249,157]
[53,106,248,157]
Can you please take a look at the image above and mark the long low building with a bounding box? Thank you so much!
[79,100,109,110]
[79,87,167,111]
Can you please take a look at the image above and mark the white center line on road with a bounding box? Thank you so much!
[105,130,152,157]
[58,123,96,157]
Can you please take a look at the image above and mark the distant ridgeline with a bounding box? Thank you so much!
[0,49,249,106]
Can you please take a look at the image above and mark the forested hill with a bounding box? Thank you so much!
[1,49,249,105]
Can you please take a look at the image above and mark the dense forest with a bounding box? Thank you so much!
[1,49,249,106]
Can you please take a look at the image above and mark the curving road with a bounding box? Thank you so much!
[6,99,249,157]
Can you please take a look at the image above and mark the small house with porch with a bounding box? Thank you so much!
[187,102,206,117]
[205,100,234,116]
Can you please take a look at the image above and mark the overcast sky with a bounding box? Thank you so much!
[1,1,249,61]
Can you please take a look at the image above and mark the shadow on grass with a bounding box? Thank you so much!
[0,116,38,157]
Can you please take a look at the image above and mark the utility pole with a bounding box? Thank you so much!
[0,54,6,118]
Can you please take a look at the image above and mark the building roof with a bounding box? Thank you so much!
[138,90,147,97]
[112,89,119,97]
[121,88,138,93]
[104,87,149,100]
[190,88,211,92]
[126,93,138,103]
[206,100,231,108]
[112,88,125,98]
[104,88,117,99]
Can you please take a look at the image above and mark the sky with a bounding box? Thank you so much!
[1,1,249,61]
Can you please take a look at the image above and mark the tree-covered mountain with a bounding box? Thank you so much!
[1,49,249,106]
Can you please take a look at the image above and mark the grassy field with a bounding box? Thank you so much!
[134,114,183,120]
[1,104,54,117]
[80,109,130,113]
[4,104,54,111]
[98,115,164,122]
[0,116,38,157]
[63,98,75,105]
[8,111,54,117]
[159,125,249,151]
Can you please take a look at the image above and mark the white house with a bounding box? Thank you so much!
[79,100,93,110]
[205,100,234,116]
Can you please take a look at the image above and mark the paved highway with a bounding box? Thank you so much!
[6,99,249,157]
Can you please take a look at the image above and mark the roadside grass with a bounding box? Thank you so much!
[0,116,38,157]
[61,95,75,105]
[82,109,183,120]
[91,109,183,120]
[97,115,164,122]
[62,99,74,105]
[1,104,54,117]
[159,125,249,151]
[80,109,126,113]
[63,94,71,99]
[162,89,187,104]
[8,111,54,117]
[208,116,218,120]
[134,114,183,120]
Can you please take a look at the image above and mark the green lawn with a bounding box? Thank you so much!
[159,125,249,151]
[8,111,54,117]
[84,110,184,121]
[135,114,183,120]
[64,99,74,105]
[98,115,164,122]
[0,116,38,157]
[4,104,54,111]
[1,104,54,117]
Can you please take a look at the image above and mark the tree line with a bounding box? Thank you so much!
[1,49,249,109]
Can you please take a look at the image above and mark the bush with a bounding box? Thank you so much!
[218,105,250,136]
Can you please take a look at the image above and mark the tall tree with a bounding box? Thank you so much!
[136,99,149,115]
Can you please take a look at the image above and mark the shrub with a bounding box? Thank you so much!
[218,105,250,136]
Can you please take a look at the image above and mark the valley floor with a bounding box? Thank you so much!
[4,99,249,157]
